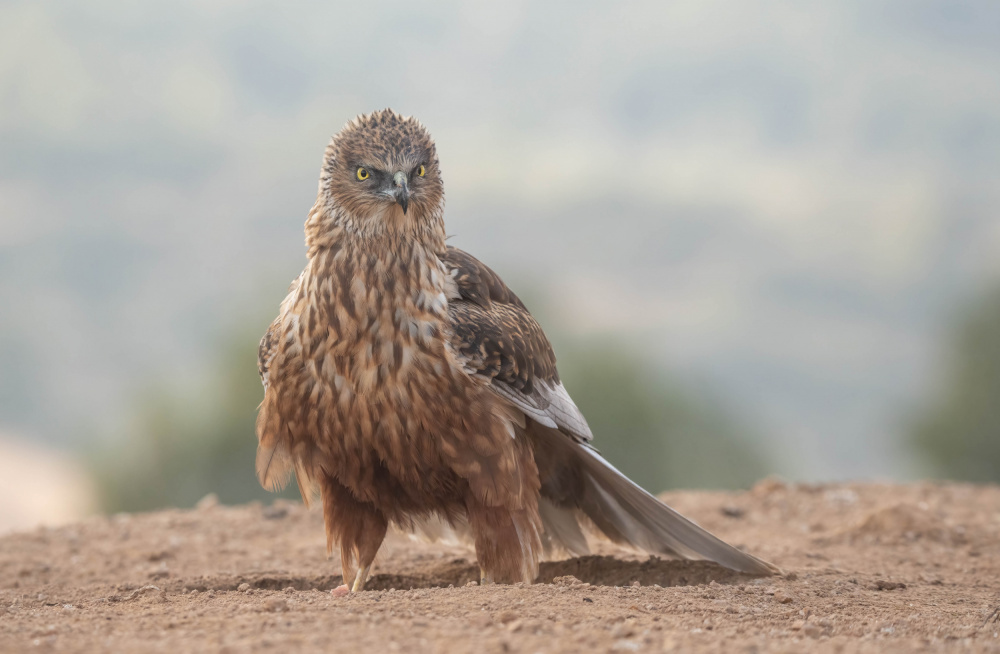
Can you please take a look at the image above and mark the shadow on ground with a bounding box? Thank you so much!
[175,555,761,593]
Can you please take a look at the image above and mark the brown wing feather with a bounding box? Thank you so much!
[255,276,312,501]
[443,245,551,393]
[442,246,529,311]
[442,247,598,435]
[447,298,558,395]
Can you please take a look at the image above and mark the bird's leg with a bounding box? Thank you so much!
[465,498,541,585]
[480,567,495,585]
[352,565,372,593]
[345,509,386,592]
[321,474,388,593]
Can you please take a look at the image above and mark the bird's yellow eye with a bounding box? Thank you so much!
[417,164,426,177]
[356,167,369,181]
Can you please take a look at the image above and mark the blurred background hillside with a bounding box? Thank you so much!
[1,1,999,525]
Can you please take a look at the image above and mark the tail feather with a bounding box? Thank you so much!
[574,445,779,575]
[538,498,590,557]
[529,420,778,575]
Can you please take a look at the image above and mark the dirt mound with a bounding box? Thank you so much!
[832,502,970,545]
[2,482,999,653]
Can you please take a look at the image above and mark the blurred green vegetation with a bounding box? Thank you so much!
[910,285,1000,482]
[94,305,772,512]
[93,330,298,512]
[555,339,769,493]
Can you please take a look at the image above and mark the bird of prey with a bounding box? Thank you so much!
[256,109,777,591]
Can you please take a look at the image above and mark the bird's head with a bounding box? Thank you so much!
[311,109,445,244]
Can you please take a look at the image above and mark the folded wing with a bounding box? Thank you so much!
[441,246,777,575]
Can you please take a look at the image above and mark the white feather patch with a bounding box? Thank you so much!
[486,379,593,442]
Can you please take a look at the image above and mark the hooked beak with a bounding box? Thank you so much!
[392,171,409,214]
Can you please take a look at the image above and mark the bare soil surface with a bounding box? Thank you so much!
[2,480,999,653]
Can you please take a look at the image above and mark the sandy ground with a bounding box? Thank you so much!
[2,479,999,653]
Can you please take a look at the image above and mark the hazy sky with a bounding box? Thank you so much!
[2,0,999,480]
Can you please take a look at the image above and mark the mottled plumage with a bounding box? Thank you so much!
[256,109,776,589]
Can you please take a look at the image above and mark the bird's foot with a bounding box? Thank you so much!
[480,567,495,585]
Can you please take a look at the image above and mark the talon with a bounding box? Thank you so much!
[351,565,371,592]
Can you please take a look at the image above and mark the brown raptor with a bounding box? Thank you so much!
[256,109,776,591]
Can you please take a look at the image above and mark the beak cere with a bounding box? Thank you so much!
[392,171,410,214]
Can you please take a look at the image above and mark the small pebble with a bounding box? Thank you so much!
[195,494,219,510]
[773,591,795,604]
[497,611,518,624]
[721,505,745,518]
[262,505,288,520]
[802,623,824,638]
[264,598,288,613]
